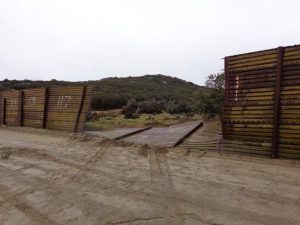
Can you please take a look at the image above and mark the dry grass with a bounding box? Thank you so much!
[86,112,202,131]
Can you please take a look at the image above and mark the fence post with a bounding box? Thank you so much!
[74,86,86,133]
[224,57,229,103]
[43,87,49,129]
[222,57,229,140]
[0,96,2,125]
[271,47,284,159]
[18,90,24,126]
[3,98,6,125]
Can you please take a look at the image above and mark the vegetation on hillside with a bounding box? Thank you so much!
[90,75,210,110]
[117,74,224,118]
[0,73,224,117]
[0,78,80,90]
[193,73,224,117]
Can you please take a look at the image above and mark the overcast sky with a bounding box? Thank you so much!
[0,0,299,85]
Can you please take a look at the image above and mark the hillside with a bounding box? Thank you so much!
[0,75,212,110]
[91,75,211,110]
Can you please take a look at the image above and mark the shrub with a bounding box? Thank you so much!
[192,73,224,118]
[137,100,166,114]
[91,93,127,110]
[165,100,192,114]
[122,99,138,119]
[193,90,223,118]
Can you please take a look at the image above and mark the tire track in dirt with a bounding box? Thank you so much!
[0,184,61,225]
[0,145,238,225]
[1,139,299,225]
[0,145,184,225]
[0,163,142,225]
[148,148,185,225]
[0,146,149,201]
[4,144,154,196]
[0,145,169,224]
[3,146,295,222]
[1,146,140,185]
[0,142,144,224]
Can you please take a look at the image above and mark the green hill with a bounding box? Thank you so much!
[91,75,211,110]
[0,75,212,111]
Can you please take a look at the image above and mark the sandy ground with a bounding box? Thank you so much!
[0,127,299,225]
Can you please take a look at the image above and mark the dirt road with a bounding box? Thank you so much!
[0,127,299,225]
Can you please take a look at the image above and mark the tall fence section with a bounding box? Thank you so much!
[222,44,300,159]
[0,86,92,132]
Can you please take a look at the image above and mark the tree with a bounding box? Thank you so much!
[193,73,224,118]
[205,73,224,89]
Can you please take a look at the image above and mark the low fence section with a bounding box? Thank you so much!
[0,86,92,132]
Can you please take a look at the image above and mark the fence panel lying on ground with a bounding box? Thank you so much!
[223,44,300,159]
[0,86,92,132]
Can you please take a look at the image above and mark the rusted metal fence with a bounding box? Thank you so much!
[0,86,92,132]
[222,44,300,159]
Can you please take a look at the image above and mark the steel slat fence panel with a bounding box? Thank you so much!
[0,86,92,132]
[223,44,300,159]
[23,88,45,128]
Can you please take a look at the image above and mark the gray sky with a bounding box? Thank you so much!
[0,0,299,85]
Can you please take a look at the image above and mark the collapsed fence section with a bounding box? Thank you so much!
[0,86,92,132]
[222,45,300,159]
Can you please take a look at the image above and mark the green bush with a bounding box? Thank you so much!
[91,94,127,110]
[166,100,192,114]
[193,73,224,118]
[137,100,166,114]
[122,100,138,119]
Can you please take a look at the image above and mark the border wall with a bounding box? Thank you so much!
[222,45,300,159]
[0,86,92,132]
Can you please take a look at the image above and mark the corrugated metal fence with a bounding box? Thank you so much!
[222,44,300,159]
[0,86,92,132]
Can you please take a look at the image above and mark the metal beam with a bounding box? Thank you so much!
[43,87,49,129]
[2,98,6,125]
[224,57,229,103]
[74,86,86,133]
[222,57,229,139]
[271,47,284,159]
[18,90,24,126]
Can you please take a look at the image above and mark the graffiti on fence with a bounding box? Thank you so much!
[0,86,92,132]
[28,97,36,106]
[57,96,72,108]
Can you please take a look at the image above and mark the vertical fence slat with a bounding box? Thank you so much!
[224,57,229,103]
[0,95,2,125]
[74,86,87,133]
[222,57,229,140]
[18,90,24,126]
[3,98,6,125]
[43,87,49,129]
[271,47,284,159]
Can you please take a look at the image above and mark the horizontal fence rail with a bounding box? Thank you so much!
[0,86,92,132]
[222,44,300,159]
